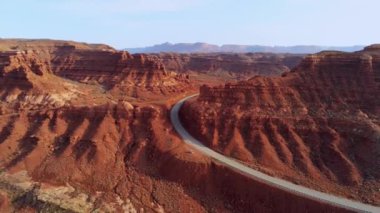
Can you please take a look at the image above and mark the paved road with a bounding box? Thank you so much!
[170,94,380,213]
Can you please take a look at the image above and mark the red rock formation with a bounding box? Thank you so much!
[0,50,73,111]
[149,52,304,77]
[180,46,380,205]
[50,50,191,99]
[0,50,116,115]
[0,51,51,88]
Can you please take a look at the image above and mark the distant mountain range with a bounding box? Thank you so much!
[125,42,365,54]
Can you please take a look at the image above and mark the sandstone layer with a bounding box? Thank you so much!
[180,46,380,205]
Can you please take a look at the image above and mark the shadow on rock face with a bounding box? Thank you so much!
[73,139,97,162]
[0,116,17,144]
[5,115,46,169]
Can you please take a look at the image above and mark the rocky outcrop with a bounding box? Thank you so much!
[180,46,380,205]
[0,51,85,112]
[0,50,117,114]
[0,51,51,88]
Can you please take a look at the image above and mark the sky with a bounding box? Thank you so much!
[0,0,379,49]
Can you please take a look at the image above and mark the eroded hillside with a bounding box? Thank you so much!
[180,46,380,205]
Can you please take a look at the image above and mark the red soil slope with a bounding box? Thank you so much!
[180,46,380,205]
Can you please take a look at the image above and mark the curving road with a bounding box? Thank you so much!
[170,94,380,213]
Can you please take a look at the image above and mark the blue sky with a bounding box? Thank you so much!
[0,0,379,48]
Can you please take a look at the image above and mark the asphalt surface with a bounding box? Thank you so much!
[170,94,380,213]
